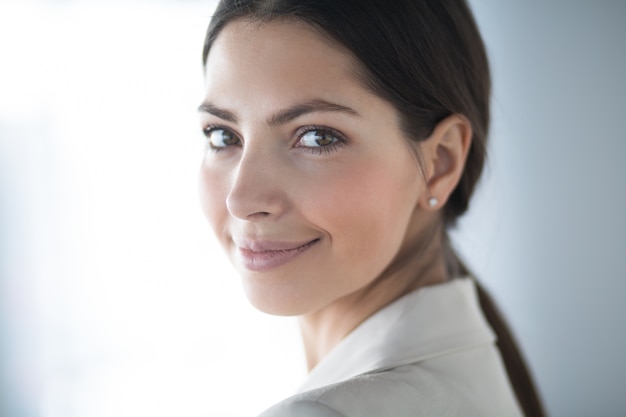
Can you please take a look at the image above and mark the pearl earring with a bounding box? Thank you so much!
[428,197,439,208]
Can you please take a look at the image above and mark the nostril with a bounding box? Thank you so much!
[246,211,271,219]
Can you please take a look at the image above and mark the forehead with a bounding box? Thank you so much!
[203,19,364,104]
[207,18,355,68]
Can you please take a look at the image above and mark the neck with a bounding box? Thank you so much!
[299,221,448,371]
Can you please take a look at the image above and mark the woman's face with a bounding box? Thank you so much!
[199,20,427,316]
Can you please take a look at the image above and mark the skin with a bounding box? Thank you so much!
[199,20,472,370]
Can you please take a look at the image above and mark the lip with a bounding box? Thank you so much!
[235,238,320,272]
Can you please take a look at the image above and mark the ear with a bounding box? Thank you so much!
[418,114,472,210]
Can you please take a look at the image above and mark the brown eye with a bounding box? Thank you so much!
[298,129,339,147]
[206,128,240,148]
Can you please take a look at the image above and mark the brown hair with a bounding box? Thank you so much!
[202,1,545,415]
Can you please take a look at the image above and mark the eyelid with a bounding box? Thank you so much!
[202,123,235,135]
[202,124,242,150]
[293,125,349,155]
[294,125,348,145]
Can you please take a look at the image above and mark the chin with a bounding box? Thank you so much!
[241,278,321,317]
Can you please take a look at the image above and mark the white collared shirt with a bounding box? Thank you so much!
[260,279,524,417]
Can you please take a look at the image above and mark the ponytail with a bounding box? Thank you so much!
[445,241,547,417]
[475,283,547,417]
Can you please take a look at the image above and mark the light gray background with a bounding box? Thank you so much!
[456,1,626,416]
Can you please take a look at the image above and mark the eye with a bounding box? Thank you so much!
[298,129,339,147]
[295,127,346,155]
[204,126,241,150]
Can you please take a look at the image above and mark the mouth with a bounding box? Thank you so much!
[236,238,320,272]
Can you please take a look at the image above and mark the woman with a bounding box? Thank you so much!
[198,0,545,416]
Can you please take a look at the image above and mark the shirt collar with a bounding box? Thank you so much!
[298,278,496,393]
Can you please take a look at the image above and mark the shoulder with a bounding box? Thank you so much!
[259,397,346,417]
[259,345,523,417]
[259,366,471,417]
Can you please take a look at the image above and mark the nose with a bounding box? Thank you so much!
[226,147,289,221]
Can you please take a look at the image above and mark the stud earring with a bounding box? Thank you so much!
[428,197,439,208]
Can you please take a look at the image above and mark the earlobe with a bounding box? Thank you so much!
[421,114,472,210]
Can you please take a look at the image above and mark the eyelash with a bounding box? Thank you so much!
[294,125,347,156]
[201,124,348,156]
[202,124,240,152]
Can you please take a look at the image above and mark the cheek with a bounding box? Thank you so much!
[303,154,420,264]
[199,161,230,236]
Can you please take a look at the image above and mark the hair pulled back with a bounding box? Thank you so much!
[202,1,545,416]
[203,0,488,225]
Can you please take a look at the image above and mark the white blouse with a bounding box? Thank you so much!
[259,279,524,417]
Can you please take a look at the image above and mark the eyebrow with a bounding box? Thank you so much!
[197,99,361,126]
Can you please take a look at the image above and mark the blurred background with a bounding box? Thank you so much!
[0,0,624,416]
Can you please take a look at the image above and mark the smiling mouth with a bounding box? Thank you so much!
[237,239,320,271]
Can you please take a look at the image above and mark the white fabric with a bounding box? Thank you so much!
[259,279,524,417]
